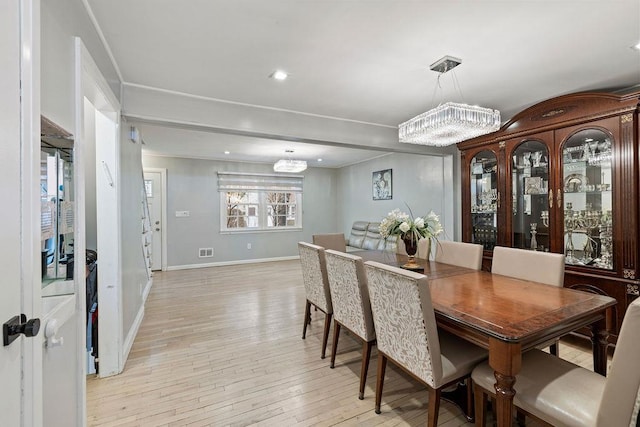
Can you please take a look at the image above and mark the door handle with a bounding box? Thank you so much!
[557,188,562,207]
[3,314,40,346]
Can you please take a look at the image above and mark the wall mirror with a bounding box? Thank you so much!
[41,116,75,294]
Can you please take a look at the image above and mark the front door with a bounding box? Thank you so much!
[144,170,163,270]
[1,1,40,424]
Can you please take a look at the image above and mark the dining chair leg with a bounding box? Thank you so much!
[375,353,387,414]
[302,300,311,339]
[330,320,341,368]
[359,340,373,400]
[465,378,475,422]
[473,382,487,427]
[550,340,559,356]
[321,312,332,359]
[427,387,441,427]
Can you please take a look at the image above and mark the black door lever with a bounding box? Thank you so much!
[3,314,40,346]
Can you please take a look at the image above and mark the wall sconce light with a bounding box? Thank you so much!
[129,126,140,144]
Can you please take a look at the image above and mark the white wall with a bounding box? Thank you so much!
[41,0,120,131]
[142,151,458,269]
[83,98,98,250]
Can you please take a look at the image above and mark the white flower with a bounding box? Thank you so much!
[379,206,443,242]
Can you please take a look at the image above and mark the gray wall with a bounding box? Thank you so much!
[337,153,456,240]
[142,155,339,267]
[143,151,458,268]
[119,123,149,336]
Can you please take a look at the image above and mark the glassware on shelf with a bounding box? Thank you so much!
[595,212,613,269]
[530,223,538,251]
[561,129,614,270]
[470,150,498,251]
[511,141,550,250]
[541,210,549,227]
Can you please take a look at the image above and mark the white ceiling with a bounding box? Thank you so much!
[86,0,640,167]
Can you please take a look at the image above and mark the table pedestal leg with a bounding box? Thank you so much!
[489,339,521,427]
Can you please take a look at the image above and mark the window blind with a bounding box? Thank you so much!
[217,171,304,193]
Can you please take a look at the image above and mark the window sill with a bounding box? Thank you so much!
[220,227,303,235]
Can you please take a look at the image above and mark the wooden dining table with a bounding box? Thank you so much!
[352,250,617,427]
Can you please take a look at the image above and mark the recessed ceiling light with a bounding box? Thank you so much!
[317,158,323,162]
[224,151,230,155]
[270,70,288,81]
[633,41,640,50]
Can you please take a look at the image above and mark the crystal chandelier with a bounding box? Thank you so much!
[274,150,307,173]
[398,56,501,147]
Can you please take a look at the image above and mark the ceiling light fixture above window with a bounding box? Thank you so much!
[270,70,289,81]
[274,150,307,173]
[398,55,501,147]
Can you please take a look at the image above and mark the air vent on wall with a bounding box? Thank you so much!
[198,248,214,258]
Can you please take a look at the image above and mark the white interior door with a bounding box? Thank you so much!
[144,170,165,271]
[1,1,41,425]
[0,3,24,422]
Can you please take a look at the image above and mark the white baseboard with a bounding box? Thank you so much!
[122,304,144,370]
[167,255,299,271]
[142,277,153,303]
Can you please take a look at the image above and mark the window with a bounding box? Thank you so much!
[218,172,303,232]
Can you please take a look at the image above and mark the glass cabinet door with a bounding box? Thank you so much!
[561,129,613,269]
[511,140,550,251]
[41,146,74,284]
[470,150,498,250]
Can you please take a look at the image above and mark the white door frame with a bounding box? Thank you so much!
[75,38,123,378]
[144,167,168,271]
[22,0,43,424]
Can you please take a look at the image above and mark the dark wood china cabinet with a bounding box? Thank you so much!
[458,91,640,343]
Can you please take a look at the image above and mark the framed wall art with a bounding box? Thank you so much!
[373,169,392,200]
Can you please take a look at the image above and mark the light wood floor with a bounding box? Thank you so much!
[87,259,609,426]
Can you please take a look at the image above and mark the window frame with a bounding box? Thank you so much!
[218,172,303,233]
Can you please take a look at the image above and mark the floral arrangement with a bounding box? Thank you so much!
[379,207,443,244]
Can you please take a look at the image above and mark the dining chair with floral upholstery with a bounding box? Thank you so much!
[364,261,488,426]
[472,296,640,427]
[325,249,376,400]
[298,242,333,359]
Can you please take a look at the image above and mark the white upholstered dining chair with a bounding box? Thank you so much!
[298,242,333,359]
[312,233,347,252]
[364,261,488,426]
[325,250,376,400]
[472,296,640,427]
[492,246,565,355]
[434,240,484,270]
[492,246,565,286]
